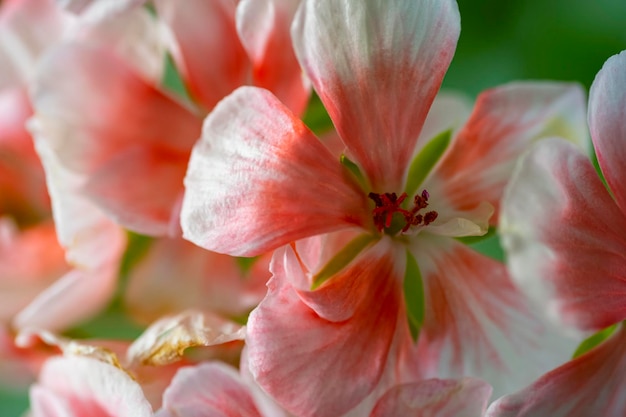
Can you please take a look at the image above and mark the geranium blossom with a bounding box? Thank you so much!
[492,50,626,416]
[181,0,587,415]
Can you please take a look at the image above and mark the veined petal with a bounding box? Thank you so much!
[487,324,626,417]
[30,356,152,417]
[237,0,309,115]
[292,0,460,191]
[427,82,587,224]
[156,362,263,417]
[154,0,248,111]
[370,378,492,417]
[500,138,626,332]
[181,87,368,257]
[410,236,572,398]
[589,51,626,217]
[246,242,403,417]
[32,43,201,236]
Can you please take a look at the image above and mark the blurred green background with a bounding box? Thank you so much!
[1,0,625,415]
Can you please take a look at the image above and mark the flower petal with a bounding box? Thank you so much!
[486,324,626,417]
[500,138,626,332]
[157,362,263,417]
[588,50,626,217]
[30,356,152,417]
[125,237,270,324]
[154,0,248,111]
[246,240,404,417]
[127,310,246,367]
[410,236,572,398]
[370,378,492,417]
[181,86,368,257]
[427,82,587,225]
[292,0,460,191]
[32,43,201,236]
[237,0,310,115]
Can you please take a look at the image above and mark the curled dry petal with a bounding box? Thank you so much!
[127,310,246,366]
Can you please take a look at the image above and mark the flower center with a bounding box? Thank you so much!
[368,190,438,235]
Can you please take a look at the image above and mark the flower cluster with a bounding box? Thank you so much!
[0,0,624,416]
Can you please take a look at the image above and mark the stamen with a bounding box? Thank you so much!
[369,189,439,234]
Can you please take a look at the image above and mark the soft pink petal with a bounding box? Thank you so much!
[157,362,263,417]
[487,324,626,417]
[154,0,248,111]
[292,0,460,191]
[0,88,49,223]
[410,236,571,398]
[237,0,309,115]
[181,86,368,257]
[416,91,472,148]
[246,240,404,417]
[32,43,201,236]
[500,138,626,332]
[588,50,626,216]
[0,220,67,321]
[426,82,587,225]
[0,0,70,86]
[30,356,152,417]
[371,378,492,417]
[125,237,269,324]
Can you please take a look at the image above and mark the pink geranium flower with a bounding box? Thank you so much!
[181,0,589,415]
[32,0,308,237]
[491,51,626,416]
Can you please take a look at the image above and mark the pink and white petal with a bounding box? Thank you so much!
[31,132,126,270]
[181,87,369,257]
[588,50,626,217]
[30,356,152,417]
[12,262,119,332]
[292,0,460,191]
[0,220,67,321]
[32,43,201,235]
[427,82,587,225]
[237,0,309,115]
[154,0,249,111]
[125,237,269,324]
[0,0,70,87]
[370,378,492,417]
[487,324,626,417]
[500,138,626,332]
[416,90,473,149]
[83,146,188,237]
[246,241,404,417]
[69,5,168,83]
[409,236,572,398]
[59,0,145,17]
[156,362,263,417]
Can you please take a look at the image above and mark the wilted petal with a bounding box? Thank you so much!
[487,324,626,417]
[410,236,571,398]
[157,362,263,417]
[237,0,309,115]
[181,87,368,257]
[370,378,492,417]
[501,138,626,332]
[127,310,246,366]
[246,240,404,417]
[588,50,626,217]
[428,82,587,224]
[30,356,152,417]
[292,0,460,191]
[154,0,248,111]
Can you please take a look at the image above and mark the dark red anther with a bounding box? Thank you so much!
[423,211,438,225]
[369,189,438,234]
